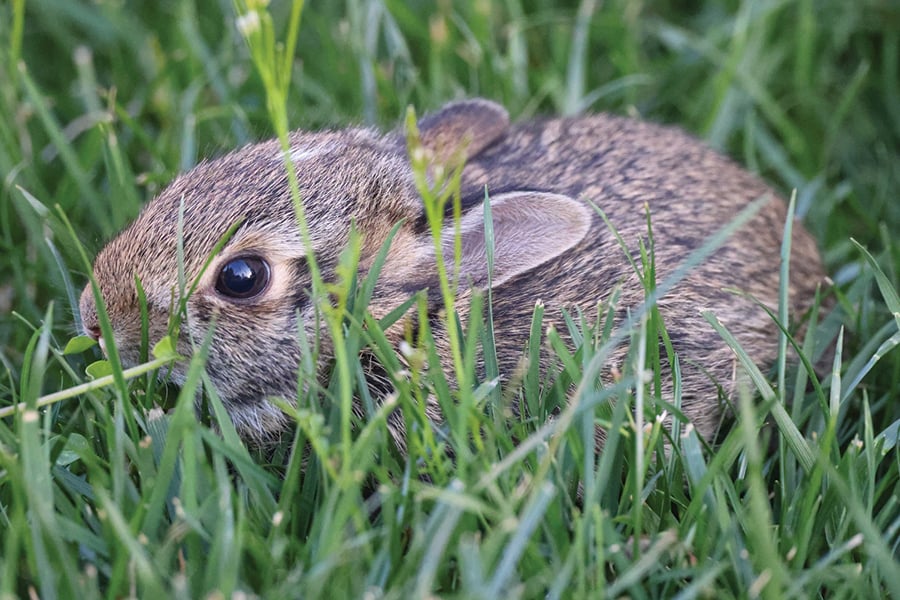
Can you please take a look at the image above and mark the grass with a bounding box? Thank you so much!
[1,0,899,597]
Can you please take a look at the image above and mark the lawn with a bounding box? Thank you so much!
[1,0,899,597]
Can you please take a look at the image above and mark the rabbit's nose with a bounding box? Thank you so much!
[84,321,102,341]
[79,287,102,341]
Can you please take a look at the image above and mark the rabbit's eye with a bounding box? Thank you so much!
[216,256,271,300]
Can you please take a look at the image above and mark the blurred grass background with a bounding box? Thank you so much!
[1,0,899,597]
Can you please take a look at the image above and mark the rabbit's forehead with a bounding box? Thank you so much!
[97,127,412,289]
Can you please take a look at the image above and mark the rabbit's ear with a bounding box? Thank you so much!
[415,99,510,165]
[444,191,592,290]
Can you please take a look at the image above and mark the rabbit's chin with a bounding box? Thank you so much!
[220,396,294,447]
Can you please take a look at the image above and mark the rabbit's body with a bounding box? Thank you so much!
[80,99,826,447]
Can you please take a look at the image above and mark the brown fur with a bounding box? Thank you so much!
[79,99,826,448]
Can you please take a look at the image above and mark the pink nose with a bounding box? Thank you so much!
[84,321,102,341]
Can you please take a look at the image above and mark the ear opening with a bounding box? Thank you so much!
[446,191,593,290]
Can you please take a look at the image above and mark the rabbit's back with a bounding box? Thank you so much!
[451,114,825,440]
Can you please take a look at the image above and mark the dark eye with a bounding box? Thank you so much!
[215,256,271,299]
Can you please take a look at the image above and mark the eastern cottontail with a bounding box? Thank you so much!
[79,99,826,448]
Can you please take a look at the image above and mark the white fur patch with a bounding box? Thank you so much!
[288,143,336,163]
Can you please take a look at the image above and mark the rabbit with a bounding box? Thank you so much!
[79,98,826,449]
